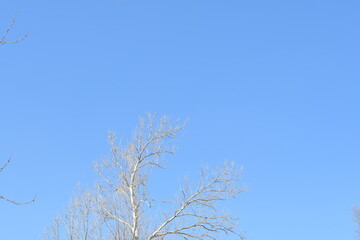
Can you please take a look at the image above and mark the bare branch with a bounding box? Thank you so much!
[148,163,245,240]
[44,188,105,240]
[44,114,244,240]
[0,194,35,205]
[1,15,28,45]
[0,157,36,205]
[43,218,60,240]
[0,157,11,172]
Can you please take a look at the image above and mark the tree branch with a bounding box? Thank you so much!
[1,15,27,45]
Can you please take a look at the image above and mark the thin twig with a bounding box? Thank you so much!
[1,15,28,45]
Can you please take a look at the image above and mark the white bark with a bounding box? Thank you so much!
[148,163,244,240]
[44,114,245,240]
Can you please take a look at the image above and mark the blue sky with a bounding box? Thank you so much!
[1,0,360,239]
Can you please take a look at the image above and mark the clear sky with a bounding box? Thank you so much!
[0,0,359,239]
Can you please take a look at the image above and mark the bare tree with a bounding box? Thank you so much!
[44,188,104,240]
[1,15,27,45]
[44,114,245,240]
[0,157,35,205]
